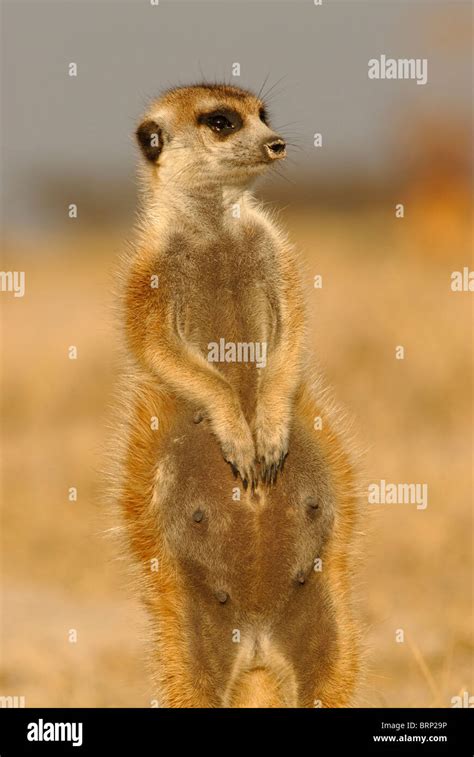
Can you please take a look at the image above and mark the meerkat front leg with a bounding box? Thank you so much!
[253,260,305,484]
[254,352,300,485]
[124,258,257,487]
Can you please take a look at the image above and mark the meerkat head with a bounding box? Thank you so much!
[135,83,286,189]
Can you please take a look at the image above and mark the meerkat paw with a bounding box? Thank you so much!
[219,420,257,490]
[254,416,289,485]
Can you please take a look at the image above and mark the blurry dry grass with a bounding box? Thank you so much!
[1,202,472,707]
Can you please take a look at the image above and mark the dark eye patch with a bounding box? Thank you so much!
[198,108,243,136]
[259,107,269,125]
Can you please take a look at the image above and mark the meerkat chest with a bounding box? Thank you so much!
[166,224,281,349]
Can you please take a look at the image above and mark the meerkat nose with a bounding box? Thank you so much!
[263,138,287,161]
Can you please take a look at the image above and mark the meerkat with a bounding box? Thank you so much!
[112,83,360,707]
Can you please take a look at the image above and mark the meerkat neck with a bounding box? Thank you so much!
[141,178,254,235]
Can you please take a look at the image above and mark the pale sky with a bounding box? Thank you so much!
[1,0,471,227]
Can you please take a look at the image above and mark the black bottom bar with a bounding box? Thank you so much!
[0,708,473,754]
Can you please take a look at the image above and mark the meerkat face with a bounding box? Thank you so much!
[136,84,286,188]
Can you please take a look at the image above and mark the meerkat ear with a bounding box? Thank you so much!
[136,119,164,163]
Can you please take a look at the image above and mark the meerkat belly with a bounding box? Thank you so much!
[157,398,335,620]
[154,401,337,702]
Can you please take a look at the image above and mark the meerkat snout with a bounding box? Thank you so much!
[263,137,287,161]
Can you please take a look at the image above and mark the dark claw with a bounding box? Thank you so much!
[243,478,248,490]
[251,471,257,491]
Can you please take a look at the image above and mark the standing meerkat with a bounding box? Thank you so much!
[113,83,360,707]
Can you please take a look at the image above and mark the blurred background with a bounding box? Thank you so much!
[1,0,472,707]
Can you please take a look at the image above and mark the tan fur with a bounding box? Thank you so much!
[110,84,362,707]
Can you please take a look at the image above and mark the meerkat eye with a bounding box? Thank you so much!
[207,114,233,132]
[259,108,269,124]
[198,109,242,136]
